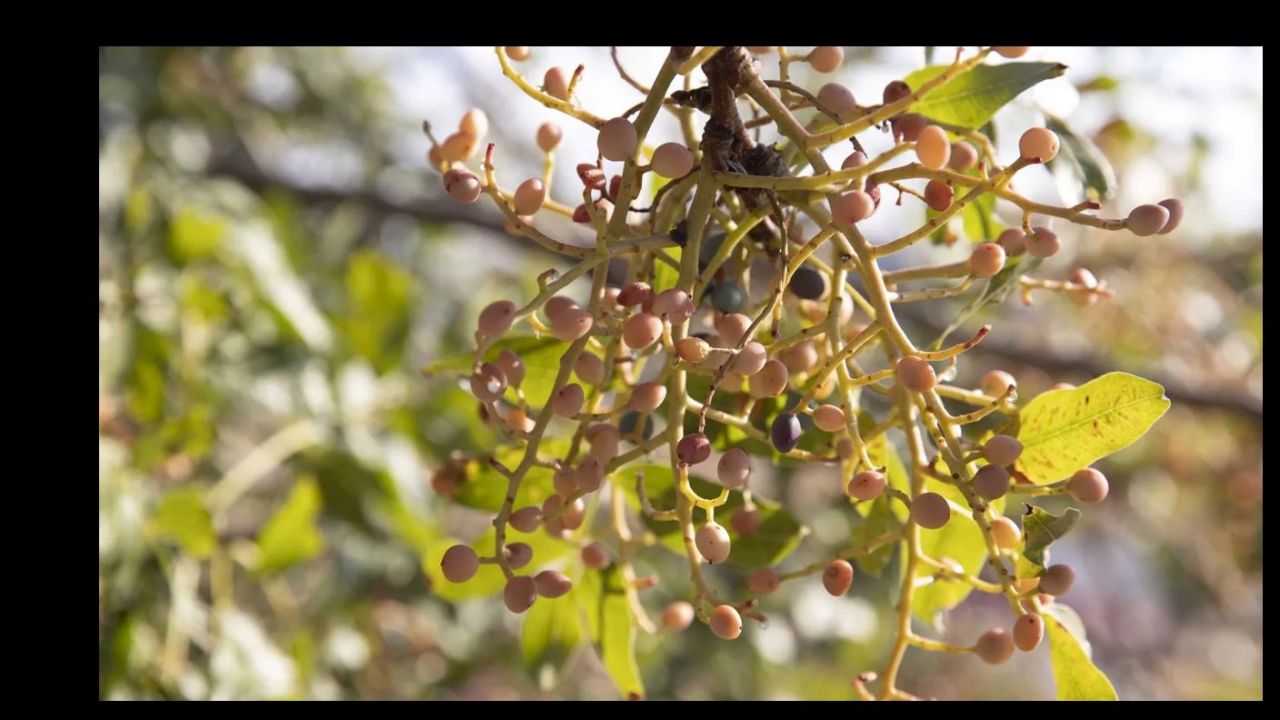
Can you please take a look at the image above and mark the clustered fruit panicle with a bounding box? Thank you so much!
[424,45,1179,701]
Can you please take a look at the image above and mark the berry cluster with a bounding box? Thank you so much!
[425,46,1176,700]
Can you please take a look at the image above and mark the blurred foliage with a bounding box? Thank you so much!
[99,47,1261,700]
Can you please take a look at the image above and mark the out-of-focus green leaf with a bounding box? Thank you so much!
[126,326,171,424]
[1046,611,1118,700]
[961,191,1003,243]
[424,336,570,412]
[124,188,153,236]
[633,463,806,569]
[576,565,604,643]
[911,491,986,623]
[149,487,216,558]
[451,440,566,512]
[1014,372,1170,484]
[521,591,584,668]
[654,247,682,292]
[168,207,225,264]
[342,250,413,375]
[256,476,325,574]
[1046,114,1117,201]
[596,566,644,699]
[904,62,1067,130]
[1076,75,1119,93]
[1021,504,1080,570]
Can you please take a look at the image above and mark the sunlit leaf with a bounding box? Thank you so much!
[1046,611,1118,700]
[904,62,1067,130]
[256,476,325,574]
[342,250,413,375]
[521,591,584,668]
[1021,504,1080,570]
[168,207,225,264]
[596,566,644,699]
[149,487,216,558]
[1015,372,1170,484]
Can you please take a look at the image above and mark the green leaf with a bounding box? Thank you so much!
[1046,612,1118,700]
[256,476,325,574]
[422,530,572,603]
[653,247,682,293]
[1021,504,1081,570]
[342,250,413,375]
[1046,114,1117,201]
[149,488,216,558]
[423,336,570,412]
[1015,372,1170,484]
[596,566,644,699]
[451,439,566,512]
[168,207,225,264]
[521,591,584,668]
[1076,75,1119,93]
[904,62,1067,130]
[911,493,987,623]
[960,191,1003,243]
[633,464,806,568]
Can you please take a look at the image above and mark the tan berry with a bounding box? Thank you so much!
[543,67,569,101]
[829,190,876,224]
[598,117,639,162]
[974,628,1015,664]
[477,300,517,338]
[1013,613,1045,652]
[550,307,593,342]
[847,470,886,501]
[1019,127,1060,163]
[1127,204,1171,236]
[748,568,781,595]
[582,542,610,569]
[994,46,1030,58]
[1026,226,1061,258]
[969,242,1006,278]
[505,46,531,61]
[443,168,482,204]
[1069,467,1109,504]
[717,448,751,489]
[440,131,479,163]
[748,360,790,398]
[503,576,538,613]
[982,435,1023,466]
[534,569,573,599]
[652,142,694,178]
[551,383,585,417]
[813,404,847,433]
[991,516,1021,550]
[915,125,951,170]
[459,108,488,139]
[710,604,743,639]
[949,140,979,171]
[732,341,769,376]
[1039,564,1075,596]
[622,312,663,350]
[536,122,562,152]
[896,356,937,393]
[662,601,695,632]
[822,559,855,596]
[716,313,753,346]
[509,506,543,533]
[513,178,546,216]
[696,522,732,564]
[628,381,668,413]
[980,369,1016,397]
[676,336,712,364]
[912,492,951,529]
[808,46,844,73]
[441,544,479,583]
[506,407,535,433]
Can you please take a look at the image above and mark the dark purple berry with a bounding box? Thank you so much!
[788,266,826,300]
[771,413,802,453]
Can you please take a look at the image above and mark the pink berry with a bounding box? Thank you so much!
[1019,127,1060,163]
[581,542,610,569]
[598,118,638,162]
[651,289,693,321]
[506,542,533,570]
[1068,467,1109,504]
[994,47,1030,59]
[991,516,1021,550]
[998,228,1027,255]
[949,141,979,171]
[842,151,869,169]
[443,168,482,204]
[847,470,886,501]
[652,142,694,178]
[477,300,517,338]
[748,568,781,595]
[576,456,605,493]
[822,559,854,596]
[505,47,530,61]
[973,465,1011,500]
[732,342,769,376]
[717,448,750,489]
[574,353,605,385]
[441,544,479,583]
[808,46,844,73]
[982,435,1023,466]
[813,404,846,433]
[550,307,593,342]
[494,349,525,386]
[912,492,951,529]
[1127,204,1171,236]
[536,122,562,152]
[509,507,542,533]
[730,508,761,536]
[695,521,731,564]
[1012,613,1044,651]
[896,356,937,393]
[980,369,1016,397]
[622,312,663,350]
[678,433,712,465]
[924,179,954,211]
[544,296,580,323]
[969,242,1006,278]
[748,360,790,398]
[440,131,479,163]
[617,282,652,307]
[534,569,573,599]
[1026,226,1061,258]
[710,604,743,639]
[1157,198,1184,234]
[550,383,585,417]
[817,83,857,122]
[513,178,546,216]
[543,67,569,101]
[459,108,489,140]
[1039,564,1075,596]
[975,628,1015,664]
[829,190,876,224]
[469,363,507,402]
[662,601,695,632]
[915,125,951,170]
[503,575,538,613]
[715,313,752,346]
[628,381,668,413]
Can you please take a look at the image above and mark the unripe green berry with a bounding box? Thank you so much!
[896,356,937,393]
[441,544,479,583]
[1039,564,1075,596]
[912,492,951,529]
[822,559,855,596]
[982,435,1023,466]
[503,575,538,613]
[1068,467,1109,504]
[1013,613,1045,651]
[696,521,731,564]
[717,448,750,489]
